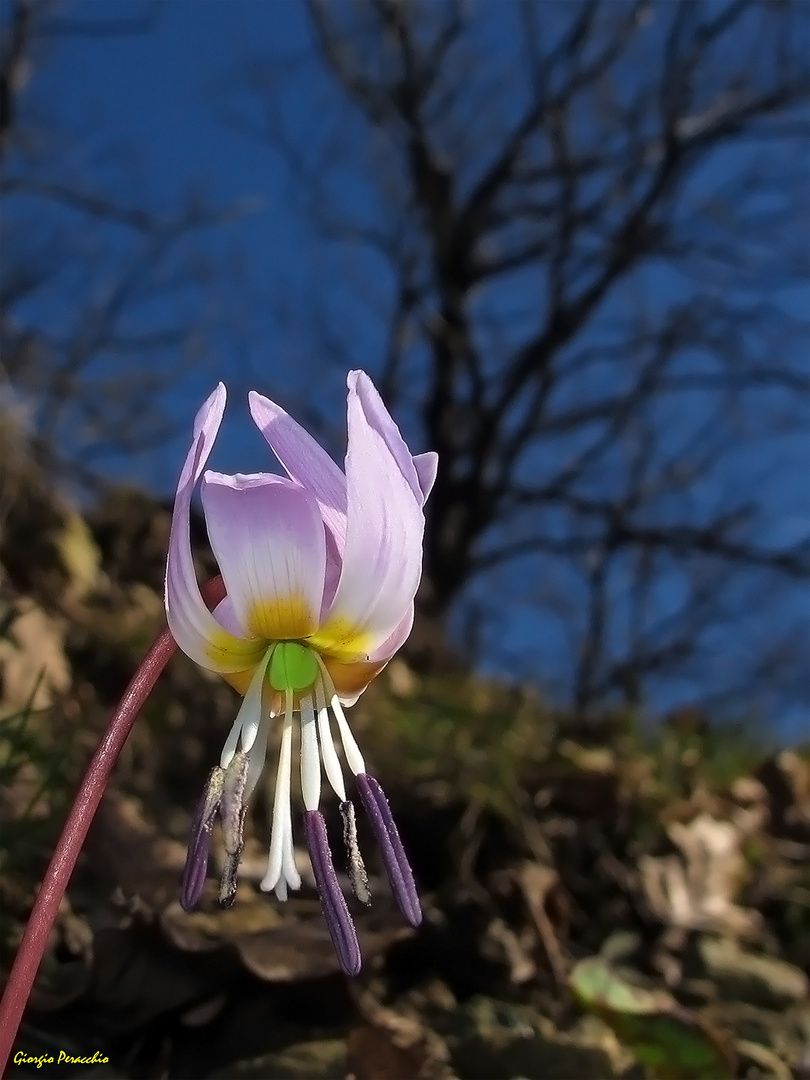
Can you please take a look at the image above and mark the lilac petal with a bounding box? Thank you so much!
[349,373,438,508]
[412,452,438,503]
[201,472,326,641]
[355,773,421,927]
[350,374,437,506]
[321,525,343,619]
[303,810,362,976]
[314,377,425,656]
[248,390,347,553]
[348,371,422,500]
[180,766,224,911]
[165,384,266,673]
[211,594,246,635]
[369,604,415,663]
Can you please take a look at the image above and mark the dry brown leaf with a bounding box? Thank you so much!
[640,812,762,936]
[162,898,413,982]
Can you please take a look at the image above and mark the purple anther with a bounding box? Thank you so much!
[355,772,421,927]
[180,766,224,911]
[181,824,212,911]
[303,810,362,977]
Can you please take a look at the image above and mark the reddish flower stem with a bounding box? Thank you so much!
[0,576,226,1075]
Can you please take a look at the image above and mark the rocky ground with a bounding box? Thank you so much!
[1,437,808,1079]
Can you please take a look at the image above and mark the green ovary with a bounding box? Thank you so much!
[267,642,319,693]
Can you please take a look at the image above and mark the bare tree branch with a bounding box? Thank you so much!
[238,0,809,711]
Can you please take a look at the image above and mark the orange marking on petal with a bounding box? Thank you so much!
[246,593,318,640]
[221,668,256,696]
[322,654,388,699]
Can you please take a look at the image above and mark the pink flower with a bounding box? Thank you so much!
[165,370,436,974]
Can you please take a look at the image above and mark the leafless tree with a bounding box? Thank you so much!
[0,0,236,488]
[235,0,809,713]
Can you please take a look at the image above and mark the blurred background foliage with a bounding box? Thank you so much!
[1,1,809,1078]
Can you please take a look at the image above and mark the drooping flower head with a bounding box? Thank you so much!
[165,370,437,975]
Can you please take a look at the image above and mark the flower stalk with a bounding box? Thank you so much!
[0,577,226,1075]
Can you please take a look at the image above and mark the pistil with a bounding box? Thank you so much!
[267,641,319,692]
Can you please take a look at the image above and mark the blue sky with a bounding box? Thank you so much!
[3,0,808,735]
[6,0,330,478]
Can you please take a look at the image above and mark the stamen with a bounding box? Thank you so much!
[281,688,302,896]
[261,689,301,898]
[243,713,270,802]
[315,678,346,801]
[355,772,421,927]
[219,855,240,908]
[219,715,242,770]
[220,647,273,766]
[280,806,301,898]
[315,658,365,775]
[340,800,371,906]
[303,810,362,977]
[300,695,321,811]
[238,657,271,754]
[219,750,249,907]
[180,765,224,911]
[261,694,294,893]
[181,831,212,911]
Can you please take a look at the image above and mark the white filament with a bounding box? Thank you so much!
[261,690,301,897]
[243,712,270,802]
[233,653,373,901]
[315,679,347,801]
[330,697,366,776]
[299,694,321,811]
[219,648,272,767]
[219,713,242,771]
[280,805,300,898]
[315,658,366,775]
